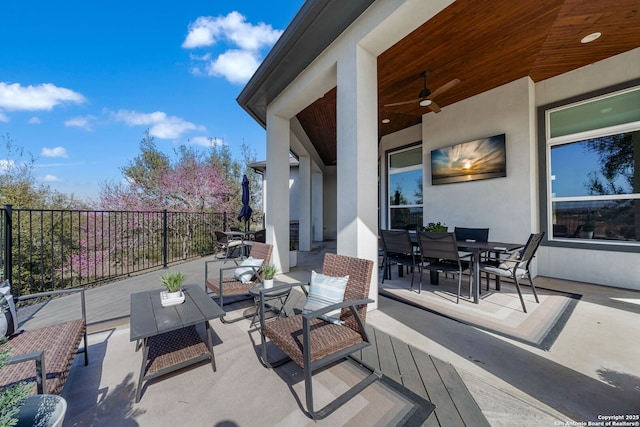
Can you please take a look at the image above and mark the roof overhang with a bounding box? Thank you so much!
[236,0,375,128]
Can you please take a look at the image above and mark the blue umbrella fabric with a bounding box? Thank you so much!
[237,174,253,228]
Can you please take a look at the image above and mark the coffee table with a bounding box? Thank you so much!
[130,284,225,402]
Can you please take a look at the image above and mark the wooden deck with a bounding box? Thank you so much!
[355,326,490,427]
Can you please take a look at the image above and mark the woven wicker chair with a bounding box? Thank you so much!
[259,253,380,420]
[0,288,88,395]
[205,241,273,323]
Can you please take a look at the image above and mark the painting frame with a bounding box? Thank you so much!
[430,134,506,185]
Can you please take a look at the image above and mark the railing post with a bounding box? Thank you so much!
[2,204,12,284]
[162,209,168,268]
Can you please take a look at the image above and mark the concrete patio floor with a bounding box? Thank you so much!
[21,242,640,425]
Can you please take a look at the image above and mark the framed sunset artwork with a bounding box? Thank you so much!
[431,134,506,185]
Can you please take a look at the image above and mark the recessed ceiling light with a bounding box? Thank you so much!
[381,118,390,124]
[419,99,432,107]
[581,32,601,44]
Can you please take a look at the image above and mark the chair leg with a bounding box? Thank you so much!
[381,256,387,283]
[528,272,540,303]
[512,274,528,313]
[305,356,382,420]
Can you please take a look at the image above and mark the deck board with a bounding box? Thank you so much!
[355,327,488,427]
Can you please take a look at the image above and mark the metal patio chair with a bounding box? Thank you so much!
[417,231,472,301]
[259,253,380,420]
[479,232,544,313]
[380,229,419,290]
[214,230,243,263]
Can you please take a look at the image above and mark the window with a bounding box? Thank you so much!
[388,146,422,229]
[545,85,640,246]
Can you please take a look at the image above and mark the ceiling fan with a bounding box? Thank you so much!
[384,71,460,113]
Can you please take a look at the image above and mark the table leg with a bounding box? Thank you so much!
[135,338,150,403]
[472,249,480,304]
[205,321,216,371]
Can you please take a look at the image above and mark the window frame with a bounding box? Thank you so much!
[538,78,640,253]
[385,142,423,230]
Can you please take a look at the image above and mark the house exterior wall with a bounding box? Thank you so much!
[379,49,640,290]
[534,47,640,290]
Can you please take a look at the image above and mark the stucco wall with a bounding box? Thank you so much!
[323,165,338,240]
[421,77,537,244]
[534,47,640,290]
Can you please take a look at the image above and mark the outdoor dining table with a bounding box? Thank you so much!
[455,240,524,303]
[225,230,256,258]
[406,231,523,304]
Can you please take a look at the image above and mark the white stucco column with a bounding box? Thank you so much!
[312,163,324,242]
[266,112,291,272]
[336,44,379,306]
[298,154,312,252]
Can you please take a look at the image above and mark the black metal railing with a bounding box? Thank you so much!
[1,205,230,296]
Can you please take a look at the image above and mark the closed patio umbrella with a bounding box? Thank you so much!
[237,174,253,230]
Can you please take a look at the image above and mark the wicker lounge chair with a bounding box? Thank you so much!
[259,253,380,420]
[0,288,88,395]
[205,241,273,323]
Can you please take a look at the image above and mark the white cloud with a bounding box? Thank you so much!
[41,147,68,158]
[182,11,283,85]
[188,136,225,147]
[65,115,96,131]
[0,82,86,111]
[41,174,62,182]
[206,50,261,84]
[0,112,8,122]
[112,110,206,139]
[28,117,41,124]
[0,159,15,172]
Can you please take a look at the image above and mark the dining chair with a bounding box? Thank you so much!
[453,227,489,242]
[379,229,419,290]
[454,227,493,286]
[417,231,472,302]
[215,230,243,263]
[259,253,380,420]
[205,241,273,323]
[479,232,544,313]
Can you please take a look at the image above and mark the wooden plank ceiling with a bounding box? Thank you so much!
[296,0,640,166]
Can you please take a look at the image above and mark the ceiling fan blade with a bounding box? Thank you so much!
[429,78,460,99]
[428,100,441,113]
[384,98,421,107]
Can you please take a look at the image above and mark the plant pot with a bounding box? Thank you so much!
[15,394,67,427]
[289,250,298,268]
[165,290,182,299]
[264,279,274,289]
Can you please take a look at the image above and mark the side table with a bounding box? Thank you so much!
[249,281,293,327]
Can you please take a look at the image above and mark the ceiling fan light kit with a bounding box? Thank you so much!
[383,70,460,113]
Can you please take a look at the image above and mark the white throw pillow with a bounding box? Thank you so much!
[302,270,349,324]
[0,280,18,337]
[498,250,522,269]
[233,257,264,284]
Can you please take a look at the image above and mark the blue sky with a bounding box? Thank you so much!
[0,0,304,202]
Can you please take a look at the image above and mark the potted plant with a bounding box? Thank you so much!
[160,271,186,298]
[262,264,277,289]
[423,221,447,232]
[289,241,298,268]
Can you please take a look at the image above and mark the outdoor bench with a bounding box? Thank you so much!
[0,288,88,395]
